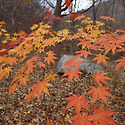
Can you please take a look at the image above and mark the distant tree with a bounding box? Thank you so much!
[0,0,45,33]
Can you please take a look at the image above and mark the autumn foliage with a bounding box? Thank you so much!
[0,7,125,125]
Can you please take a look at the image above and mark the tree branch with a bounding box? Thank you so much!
[61,0,74,12]
[45,0,55,8]
[61,0,98,16]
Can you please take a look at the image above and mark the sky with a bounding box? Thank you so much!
[74,0,92,10]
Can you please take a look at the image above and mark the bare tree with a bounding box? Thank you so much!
[0,0,45,33]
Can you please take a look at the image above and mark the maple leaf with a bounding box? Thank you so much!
[65,0,73,7]
[0,21,5,25]
[75,14,86,21]
[43,38,55,47]
[87,86,113,104]
[37,61,46,69]
[100,16,116,22]
[42,8,49,14]
[94,71,111,85]
[44,11,52,19]
[70,113,93,125]
[88,104,116,125]
[68,13,78,19]
[47,118,53,125]
[42,74,57,83]
[25,80,51,103]
[44,51,57,65]
[77,39,91,49]
[3,66,12,76]
[63,56,83,69]
[9,83,18,95]
[0,68,4,80]
[25,74,57,103]
[25,60,36,74]
[0,49,8,56]
[18,74,30,86]
[62,68,81,81]
[75,50,92,58]
[30,24,39,31]
[5,57,17,65]
[30,56,39,61]
[65,94,90,115]
[93,53,109,65]
[115,57,125,70]
[57,29,69,37]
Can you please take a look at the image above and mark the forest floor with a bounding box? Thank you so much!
[0,54,125,125]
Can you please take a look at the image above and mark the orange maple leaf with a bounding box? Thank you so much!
[3,66,12,76]
[100,16,116,22]
[63,56,83,69]
[77,39,91,49]
[65,94,90,115]
[25,74,57,103]
[94,71,111,85]
[30,56,39,61]
[9,83,18,95]
[93,53,109,65]
[115,57,125,70]
[87,86,113,104]
[47,118,53,125]
[0,21,5,25]
[88,104,116,125]
[75,50,92,58]
[25,80,51,103]
[44,51,57,65]
[0,68,4,80]
[5,57,17,65]
[37,61,46,68]
[70,113,93,125]
[25,60,36,74]
[62,68,81,81]
[75,14,86,21]
[18,74,30,86]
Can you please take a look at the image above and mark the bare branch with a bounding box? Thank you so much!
[61,0,74,12]
[45,0,55,8]
[61,0,98,16]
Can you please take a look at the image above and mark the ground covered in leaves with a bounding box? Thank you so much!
[0,57,125,125]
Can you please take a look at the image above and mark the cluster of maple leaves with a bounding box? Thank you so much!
[0,7,125,125]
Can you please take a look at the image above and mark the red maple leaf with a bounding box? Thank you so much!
[65,0,72,7]
[0,49,8,56]
[68,13,78,19]
[70,113,93,125]
[88,104,116,125]
[65,94,90,115]
[115,57,125,70]
[62,68,81,81]
[87,85,113,104]
[44,11,52,19]
[94,71,111,85]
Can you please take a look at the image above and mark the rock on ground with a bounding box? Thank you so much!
[56,55,104,74]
